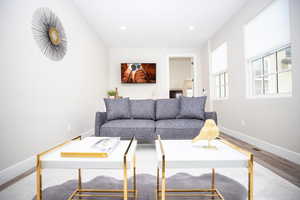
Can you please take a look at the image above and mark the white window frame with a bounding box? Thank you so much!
[211,42,229,101]
[246,44,292,99]
[213,72,229,100]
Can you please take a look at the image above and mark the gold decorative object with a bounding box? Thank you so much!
[192,119,220,149]
[48,27,61,45]
[115,87,119,99]
[32,7,67,61]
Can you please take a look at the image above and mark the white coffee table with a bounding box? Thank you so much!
[155,136,254,200]
[36,136,137,200]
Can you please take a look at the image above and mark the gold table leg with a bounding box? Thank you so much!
[212,168,215,200]
[78,168,82,199]
[133,154,137,200]
[78,168,82,189]
[156,167,160,200]
[123,156,128,200]
[67,189,78,200]
[161,156,166,200]
[248,154,254,200]
[36,155,42,200]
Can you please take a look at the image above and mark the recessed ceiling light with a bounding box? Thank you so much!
[120,26,127,30]
[189,26,195,31]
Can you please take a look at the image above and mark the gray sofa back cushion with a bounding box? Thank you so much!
[156,98,180,120]
[130,99,155,120]
[104,98,131,121]
[177,96,207,120]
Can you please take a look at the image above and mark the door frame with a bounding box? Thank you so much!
[167,54,198,97]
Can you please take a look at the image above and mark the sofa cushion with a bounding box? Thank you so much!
[156,99,179,120]
[177,96,207,120]
[104,98,131,121]
[100,119,155,140]
[130,99,155,120]
[156,119,204,139]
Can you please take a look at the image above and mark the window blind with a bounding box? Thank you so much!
[211,42,228,74]
[244,0,290,59]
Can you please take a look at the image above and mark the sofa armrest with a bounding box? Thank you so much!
[95,112,107,136]
[204,112,218,124]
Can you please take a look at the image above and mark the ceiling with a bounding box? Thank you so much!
[73,0,248,48]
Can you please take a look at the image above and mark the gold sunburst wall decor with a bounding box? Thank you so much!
[32,7,67,61]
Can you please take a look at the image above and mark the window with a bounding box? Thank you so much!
[211,42,228,99]
[215,72,228,98]
[245,0,292,97]
[250,46,292,96]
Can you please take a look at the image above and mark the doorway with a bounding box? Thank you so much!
[169,56,194,98]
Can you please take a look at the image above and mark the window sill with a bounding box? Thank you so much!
[246,94,292,99]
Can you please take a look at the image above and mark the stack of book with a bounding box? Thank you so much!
[61,137,120,158]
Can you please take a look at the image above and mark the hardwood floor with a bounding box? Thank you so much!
[1,134,300,192]
[221,133,300,188]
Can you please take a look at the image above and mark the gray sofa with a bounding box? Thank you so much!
[95,97,217,141]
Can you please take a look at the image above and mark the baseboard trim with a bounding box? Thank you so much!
[0,128,94,187]
[81,128,94,138]
[0,155,36,187]
[220,126,300,165]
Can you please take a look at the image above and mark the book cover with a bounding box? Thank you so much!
[61,137,120,158]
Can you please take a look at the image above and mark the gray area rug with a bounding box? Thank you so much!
[33,173,247,200]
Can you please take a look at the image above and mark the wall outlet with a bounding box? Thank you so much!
[241,120,246,127]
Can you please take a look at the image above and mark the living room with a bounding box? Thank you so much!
[0,0,299,199]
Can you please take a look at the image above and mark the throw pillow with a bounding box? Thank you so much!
[177,96,207,120]
[130,99,155,120]
[104,98,131,121]
[156,98,180,120]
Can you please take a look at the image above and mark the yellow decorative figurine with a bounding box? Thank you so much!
[192,119,219,149]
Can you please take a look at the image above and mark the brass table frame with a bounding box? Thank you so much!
[156,136,254,200]
[36,136,137,200]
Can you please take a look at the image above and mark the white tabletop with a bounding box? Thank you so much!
[155,140,249,169]
[41,137,137,169]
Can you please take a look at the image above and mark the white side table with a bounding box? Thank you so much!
[36,136,137,200]
[155,136,254,200]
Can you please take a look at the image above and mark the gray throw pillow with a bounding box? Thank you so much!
[177,96,207,120]
[104,98,131,121]
[130,99,155,120]
[156,99,180,120]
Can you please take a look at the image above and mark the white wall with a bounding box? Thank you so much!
[200,42,212,111]
[0,0,108,170]
[169,58,192,90]
[200,0,300,154]
[108,48,202,99]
